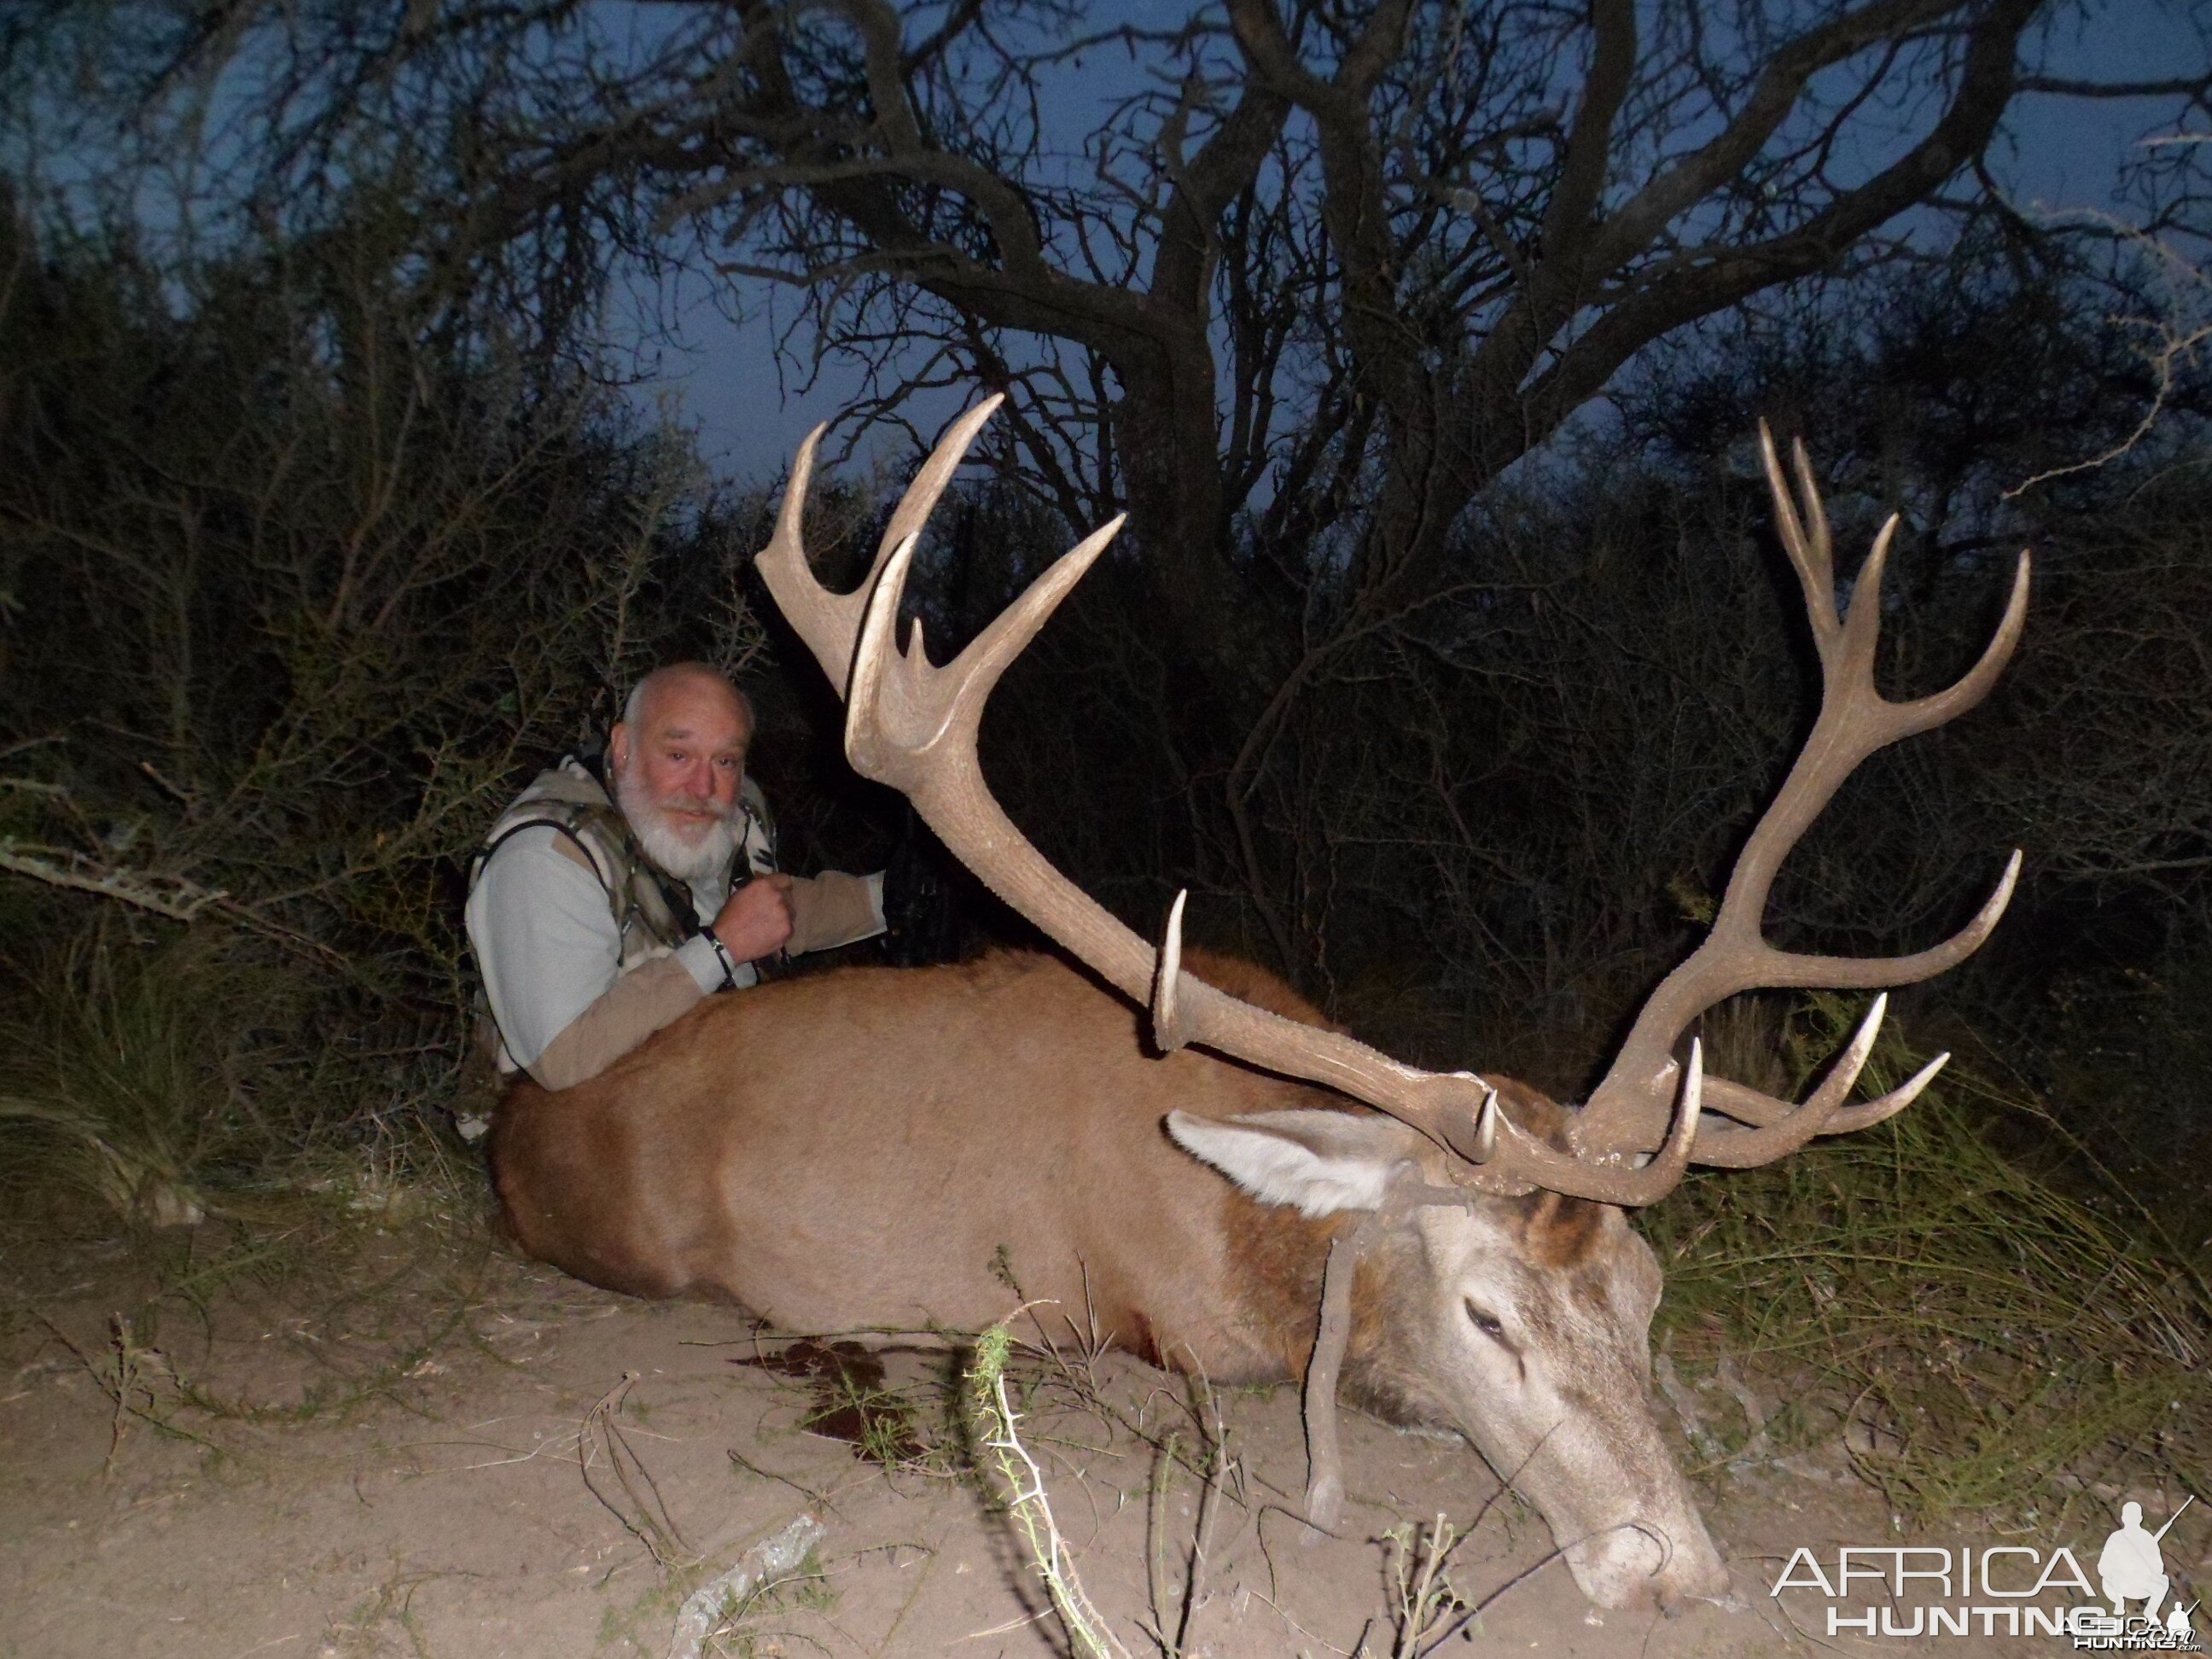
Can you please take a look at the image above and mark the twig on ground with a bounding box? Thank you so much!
[579,1373,696,1569]
[1384,1513,1468,1656]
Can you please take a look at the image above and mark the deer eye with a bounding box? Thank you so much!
[1463,1300,1505,1341]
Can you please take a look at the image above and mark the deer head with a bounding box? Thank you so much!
[1167,1093,1728,1607]
[758,398,2028,1610]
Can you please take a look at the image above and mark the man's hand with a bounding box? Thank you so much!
[711,874,794,963]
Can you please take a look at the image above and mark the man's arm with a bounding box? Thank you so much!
[466,828,731,1090]
[784,870,887,956]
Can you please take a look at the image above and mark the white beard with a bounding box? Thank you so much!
[614,765,740,891]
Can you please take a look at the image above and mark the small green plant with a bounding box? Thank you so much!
[0,923,479,1283]
[964,1319,1131,1659]
[802,1359,934,1471]
[34,1312,191,1470]
[1137,1376,1241,1659]
[0,936,270,1227]
[699,1550,835,1658]
[733,1337,960,1479]
[1380,1514,1470,1657]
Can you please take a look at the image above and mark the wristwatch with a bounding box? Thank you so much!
[700,923,740,991]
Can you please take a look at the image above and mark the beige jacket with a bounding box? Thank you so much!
[466,760,882,1090]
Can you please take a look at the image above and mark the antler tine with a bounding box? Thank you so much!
[1685,994,1885,1167]
[1761,847,2021,991]
[851,520,1127,763]
[1149,882,1538,1182]
[1501,1041,1706,1206]
[1893,548,2033,739]
[1702,1049,1951,1151]
[1364,1039,1706,1206]
[1574,432,2029,1165]
[847,520,1155,988]
[873,395,1006,609]
[1152,888,1190,1049]
[757,422,841,685]
[1791,435,1834,583]
[757,395,1005,696]
[1759,422,1839,637]
[1172,961,1713,1206]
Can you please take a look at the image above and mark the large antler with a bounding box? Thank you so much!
[757,404,2026,1206]
[1568,425,2030,1164]
[760,401,1706,1203]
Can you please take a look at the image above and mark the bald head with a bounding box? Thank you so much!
[621,662,753,738]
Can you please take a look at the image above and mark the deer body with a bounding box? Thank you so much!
[489,399,2029,1613]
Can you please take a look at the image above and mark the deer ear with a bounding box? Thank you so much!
[1166,1109,1424,1218]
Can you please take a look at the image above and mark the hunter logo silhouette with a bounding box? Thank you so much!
[2100,1496,2193,1621]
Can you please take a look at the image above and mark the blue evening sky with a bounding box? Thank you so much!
[619,0,2207,487]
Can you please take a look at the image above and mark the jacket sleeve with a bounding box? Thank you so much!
[464,827,725,1090]
[785,870,887,956]
[525,956,710,1090]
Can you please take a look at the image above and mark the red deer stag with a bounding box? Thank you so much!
[491,399,2028,1611]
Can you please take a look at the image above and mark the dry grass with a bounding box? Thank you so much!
[1648,993,2212,1533]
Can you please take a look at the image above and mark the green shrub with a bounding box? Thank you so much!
[0,198,786,1199]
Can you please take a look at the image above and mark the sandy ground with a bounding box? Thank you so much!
[0,1229,2197,1659]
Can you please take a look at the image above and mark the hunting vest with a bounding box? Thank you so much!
[469,756,778,1068]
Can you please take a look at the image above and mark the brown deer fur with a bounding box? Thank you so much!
[485,412,2027,1615]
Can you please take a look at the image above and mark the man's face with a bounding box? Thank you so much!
[608,672,750,880]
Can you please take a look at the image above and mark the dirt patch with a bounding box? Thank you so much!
[0,1229,2198,1658]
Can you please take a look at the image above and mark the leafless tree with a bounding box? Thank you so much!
[19,0,2205,968]
[40,3,2203,628]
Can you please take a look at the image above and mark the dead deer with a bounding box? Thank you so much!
[491,399,2027,1611]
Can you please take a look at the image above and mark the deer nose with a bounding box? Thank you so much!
[1656,1531,1732,1614]
[1570,1514,1731,1610]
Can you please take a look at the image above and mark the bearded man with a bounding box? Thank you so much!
[465,662,885,1091]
